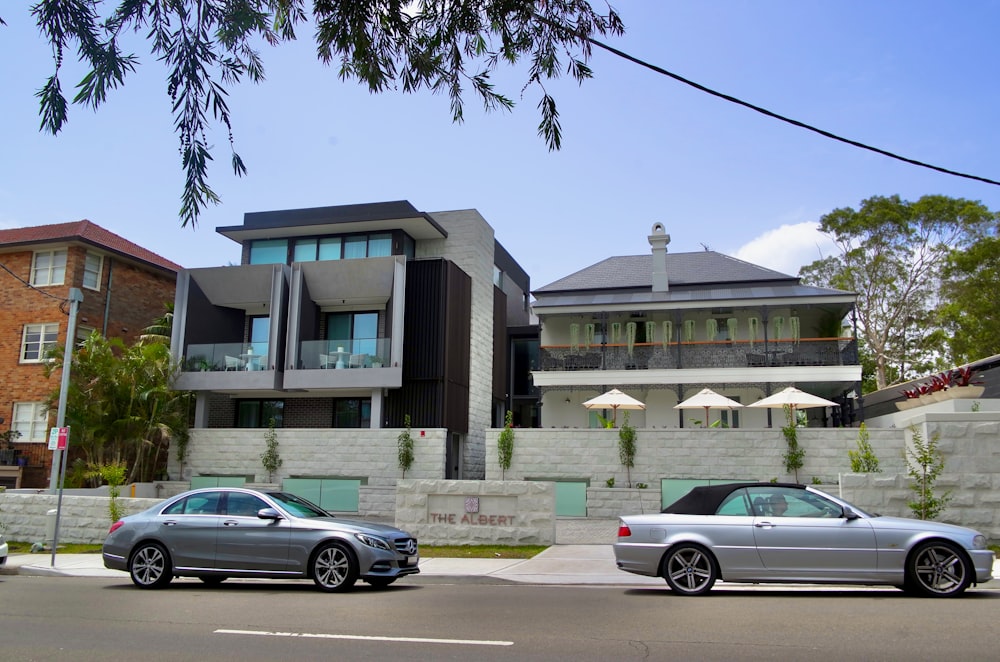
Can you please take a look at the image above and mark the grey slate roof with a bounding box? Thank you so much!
[533,251,853,307]
[536,251,795,292]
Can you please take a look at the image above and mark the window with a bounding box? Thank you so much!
[76,326,95,346]
[327,312,378,355]
[21,323,59,362]
[493,265,504,288]
[163,491,224,515]
[334,398,371,428]
[236,400,284,428]
[226,492,268,517]
[83,252,103,290]
[248,317,270,368]
[293,239,318,262]
[367,233,391,257]
[31,249,67,286]
[12,402,48,442]
[249,239,288,265]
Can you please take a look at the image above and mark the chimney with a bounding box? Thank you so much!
[648,222,670,292]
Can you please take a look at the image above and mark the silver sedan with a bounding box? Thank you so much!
[103,487,419,591]
[614,482,994,597]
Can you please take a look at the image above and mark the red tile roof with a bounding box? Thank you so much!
[0,220,181,272]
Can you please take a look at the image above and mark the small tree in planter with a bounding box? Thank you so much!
[497,410,515,480]
[906,426,951,520]
[99,462,127,523]
[848,423,881,473]
[260,417,282,483]
[397,415,414,478]
[781,405,804,482]
[618,411,636,488]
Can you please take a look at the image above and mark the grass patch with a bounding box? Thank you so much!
[420,545,547,559]
[8,541,103,554]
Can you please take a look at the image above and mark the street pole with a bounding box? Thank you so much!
[48,288,83,493]
[49,288,82,566]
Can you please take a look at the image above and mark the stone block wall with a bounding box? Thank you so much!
[169,427,447,485]
[0,493,161,544]
[395,479,555,545]
[483,426,907,486]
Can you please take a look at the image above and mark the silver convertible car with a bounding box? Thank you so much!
[103,487,420,591]
[613,483,994,597]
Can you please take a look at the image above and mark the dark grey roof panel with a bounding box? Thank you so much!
[536,251,797,293]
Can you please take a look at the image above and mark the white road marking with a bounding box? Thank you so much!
[215,629,514,647]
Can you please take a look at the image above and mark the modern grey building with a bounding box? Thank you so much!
[170,201,533,484]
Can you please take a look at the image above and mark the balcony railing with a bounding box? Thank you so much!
[539,338,858,371]
[185,342,270,372]
[297,338,391,370]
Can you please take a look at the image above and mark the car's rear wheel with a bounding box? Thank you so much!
[129,542,173,589]
[312,542,358,592]
[662,544,717,596]
[906,541,972,597]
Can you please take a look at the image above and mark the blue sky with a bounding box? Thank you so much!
[3,1,1000,292]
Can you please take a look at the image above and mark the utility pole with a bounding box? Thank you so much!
[48,288,83,492]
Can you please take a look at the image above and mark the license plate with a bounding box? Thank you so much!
[407,556,418,566]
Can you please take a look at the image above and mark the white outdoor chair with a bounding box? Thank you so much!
[319,353,333,369]
[224,355,245,371]
[349,353,366,369]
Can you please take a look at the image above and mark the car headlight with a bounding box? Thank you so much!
[972,535,987,550]
[355,533,392,551]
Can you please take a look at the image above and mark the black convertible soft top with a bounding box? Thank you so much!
[661,482,803,515]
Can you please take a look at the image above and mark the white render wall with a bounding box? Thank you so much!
[419,210,498,479]
[167,428,447,485]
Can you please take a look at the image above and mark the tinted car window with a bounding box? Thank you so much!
[162,492,223,515]
[226,493,268,517]
[716,489,752,515]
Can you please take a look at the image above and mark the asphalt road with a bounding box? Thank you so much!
[2,574,998,661]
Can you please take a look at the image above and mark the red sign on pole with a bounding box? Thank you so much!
[48,426,70,450]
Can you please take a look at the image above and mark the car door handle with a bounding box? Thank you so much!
[755,521,777,528]
[223,520,240,526]
[163,521,177,526]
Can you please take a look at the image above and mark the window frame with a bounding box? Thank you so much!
[12,402,49,442]
[82,252,104,290]
[30,249,67,286]
[21,323,59,363]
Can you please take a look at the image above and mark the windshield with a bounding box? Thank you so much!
[267,492,331,518]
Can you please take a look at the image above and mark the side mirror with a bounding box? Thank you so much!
[257,508,283,520]
[842,506,860,520]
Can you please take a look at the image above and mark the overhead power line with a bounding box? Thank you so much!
[583,35,1000,187]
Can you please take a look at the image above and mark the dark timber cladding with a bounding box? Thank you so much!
[387,259,471,433]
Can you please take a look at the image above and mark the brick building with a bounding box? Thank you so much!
[0,221,180,488]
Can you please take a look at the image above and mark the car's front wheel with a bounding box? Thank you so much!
[129,542,173,589]
[311,542,358,592]
[662,544,717,596]
[906,541,972,597]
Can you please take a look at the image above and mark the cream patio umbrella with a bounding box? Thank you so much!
[747,386,838,422]
[582,388,645,426]
[674,388,744,427]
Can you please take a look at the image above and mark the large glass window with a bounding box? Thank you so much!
[343,236,368,259]
[368,233,391,257]
[21,323,59,362]
[236,400,284,428]
[333,398,371,428]
[248,316,270,369]
[293,239,318,262]
[31,249,67,286]
[249,239,288,265]
[327,312,378,355]
[13,402,48,442]
[318,237,341,260]
[83,252,103,290]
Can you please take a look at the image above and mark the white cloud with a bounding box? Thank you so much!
[733,222,837,277]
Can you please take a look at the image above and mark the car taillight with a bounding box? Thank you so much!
[108,520,124,535]
[617,522,632,538]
